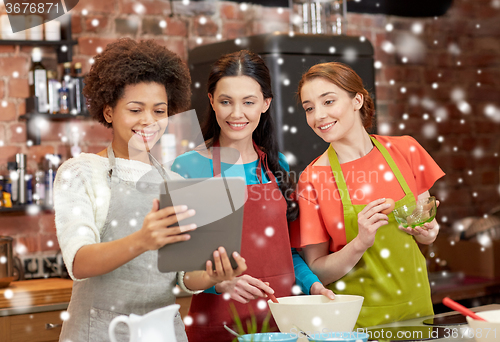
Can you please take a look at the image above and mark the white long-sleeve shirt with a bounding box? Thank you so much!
[54,153,182,281]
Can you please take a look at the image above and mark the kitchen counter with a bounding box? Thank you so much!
[430,275,500,304]
[0,278,72,317]
[366,304,500,341]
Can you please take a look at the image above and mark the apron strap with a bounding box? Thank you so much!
[327,135,413,207]
[370,137,412,196]
[327,144,352,206]
[212,140,275,184]
[106,145,119,183]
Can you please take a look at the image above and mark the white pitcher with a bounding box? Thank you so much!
[108,304,180,342]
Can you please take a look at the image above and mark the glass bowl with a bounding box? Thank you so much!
[393,196,437,228]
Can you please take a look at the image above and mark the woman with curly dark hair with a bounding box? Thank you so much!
[54,38,246,342]
[172,50,334,341]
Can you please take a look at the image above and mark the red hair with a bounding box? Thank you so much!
[297,62,375,130]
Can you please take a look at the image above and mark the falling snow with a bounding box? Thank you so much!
[184,315,193,326]
[422,123,437,139]
[291,284,302,295]
[335,280,346,291]
[284,152,297,166]
[380,248,390,259]
[264,227,275,237]
[381,41,395,54]
[395,33,426,62]
[447,43,461,55]
[312,316,322,327]
[383,172,394,182]
[343,48,357,63]
[4,289,13,299]
[411,22,424,35]
[484,104,500,123]
[60,311,70,321]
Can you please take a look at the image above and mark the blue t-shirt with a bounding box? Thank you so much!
[172,150,320,294]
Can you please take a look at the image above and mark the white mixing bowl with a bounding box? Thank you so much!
[268,295,364,336]
[466,309,500,342]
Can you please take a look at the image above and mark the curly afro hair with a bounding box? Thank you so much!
[83,38,191,128]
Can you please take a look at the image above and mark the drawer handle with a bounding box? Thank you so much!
[45,323,63,330]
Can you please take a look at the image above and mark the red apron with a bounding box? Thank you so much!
[186,142,295,342]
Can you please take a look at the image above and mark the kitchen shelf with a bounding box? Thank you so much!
[0,39,78,63]
[19,113,90,120]
[0,39,76,46]
[19,107,91,145]
[0,204,54,215]
[0,16,75,63]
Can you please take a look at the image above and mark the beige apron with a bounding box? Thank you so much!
[59,145,187,342]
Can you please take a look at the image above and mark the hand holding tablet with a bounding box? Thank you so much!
[157,177,246,273]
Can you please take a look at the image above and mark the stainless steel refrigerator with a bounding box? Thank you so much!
[188,32,375,175]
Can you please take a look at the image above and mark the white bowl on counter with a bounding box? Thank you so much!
[466,309,500,342]
[268,295,363,336]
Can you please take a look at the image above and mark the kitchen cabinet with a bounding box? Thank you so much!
[0,309,64,342]
[0,279,72,341]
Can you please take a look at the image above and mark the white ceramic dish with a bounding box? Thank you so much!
[268,295,364,336]
[466,309,500,342]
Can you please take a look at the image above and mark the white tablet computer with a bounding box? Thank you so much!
[157,177,246,273]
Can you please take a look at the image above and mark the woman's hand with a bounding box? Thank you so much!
[354,198,391,250]
[399,200,440,244]
[214,275,274,304]
[182,247,247,291]
[310,282,335,300]
[205,247,247,283]
[137,199,197,251]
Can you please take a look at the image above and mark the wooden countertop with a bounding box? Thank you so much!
[430,275,500,304]
[0,279,73,315]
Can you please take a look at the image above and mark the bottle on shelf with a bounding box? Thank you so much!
[74,62,87,115]
[33,169,45,205]
[7,162,18,205]
[44,154,61,207]
[0,175,4,208]
[63,62,77,115]
[16,154,27,205]
[47,70,61,114]
[29,48,49,113]
[58,82,69,114]
[26,174,33,205]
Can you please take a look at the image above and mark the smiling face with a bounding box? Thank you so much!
[103,82,168,159]
[209,75,271,145]
[300,77,364,144]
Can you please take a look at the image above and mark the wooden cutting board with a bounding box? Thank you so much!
[0,279,73,309]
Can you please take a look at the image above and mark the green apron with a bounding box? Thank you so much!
[326,136,433,328]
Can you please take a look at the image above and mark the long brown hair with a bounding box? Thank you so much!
[297,62,375,130]
[202,50,298,222]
